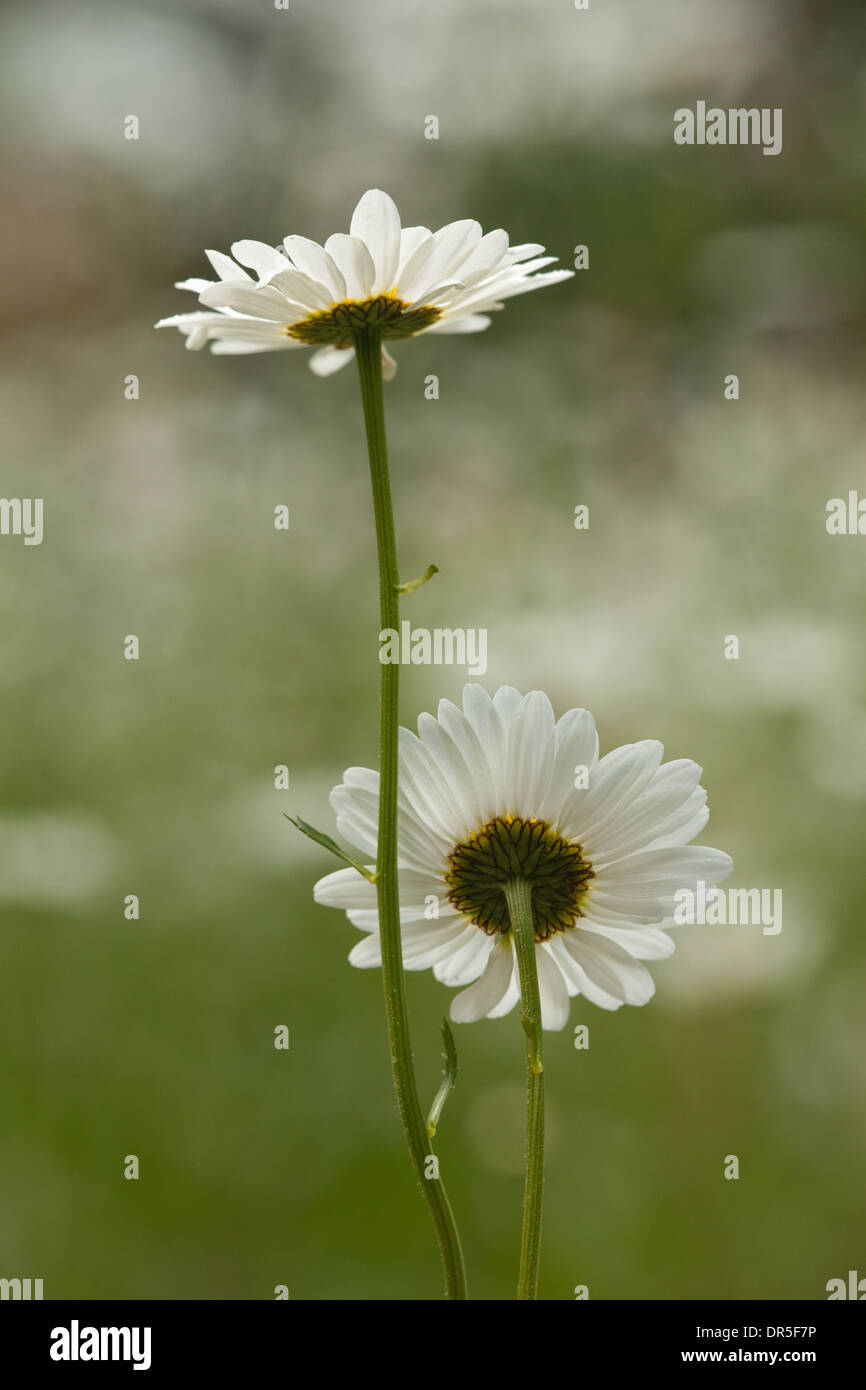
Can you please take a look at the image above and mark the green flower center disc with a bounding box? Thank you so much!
[286,294,442,347]
[445,815,594,941]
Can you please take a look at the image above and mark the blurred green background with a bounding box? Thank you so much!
[1,0,865,1300]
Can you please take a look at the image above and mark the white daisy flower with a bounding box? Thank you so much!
[155,188,573,377]
[314,685,733,1031]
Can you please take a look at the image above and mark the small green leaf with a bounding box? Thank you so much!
[284,814,377,884]
[396,563,439,595]
[426,1017,459,1138]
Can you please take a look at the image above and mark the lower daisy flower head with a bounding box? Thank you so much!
[314,685,733,1030]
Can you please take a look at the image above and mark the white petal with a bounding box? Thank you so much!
[581,902,665,928]
[387,867,458,902]
[560,741,664,847]
[536,945,571,1030]
[346,899,460,930]
[405,281,465,309]
[447,274,565,319]
[347,935,383,968]
[584,889,670,921]
[210,336,294,354]
[265,267,334,312]
[581,922,675,960]
[428,284,507,317]
[416,711,488,835]
[433,930,494,986]
[562,930,656,1006]
[314,865,378,910]
[201,319,297,341]
[381,345,398,380]
[547,936,623,1010]
[309,346,355,376]
[343,766,378,794]
[349,918,469,971]
[185,325,210,350]
[487,959,521,1017]
[492,685,524,726]
[589,760,704,862]
[198,282,295,322]
[501,255,559,276]
[425,314,492,334]
[350,189,402,294]
[282,236,346,299]
[397,225,431,274]
[455,229,510,285]
[594,845,733,902]
[394,233,436,301]
[326,783,376,860]
[460,684,510,807]
[402,921,480,971]
[175,277,212,293]
[400,220,481,302]
[155,311,224,329]
[205,249,251,282]
[494,268,575,300]
[599,787,708,861]
[536,707,599,829]
[426,219,483,283]
[231,239,287,280]
[450,940,515,1023]
[325,233,376,299]
[507,243,545,261]
[434,698,500,825]
[330,776,449,875]
[398,725,467,842]
[504,690,556,812]
[648,799,709,851]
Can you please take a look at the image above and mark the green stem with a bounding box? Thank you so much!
[504,877,545,1301]
[354,327,468,1301]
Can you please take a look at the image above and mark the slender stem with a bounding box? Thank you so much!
[353,327,468,1301]
[504,877,545,1300]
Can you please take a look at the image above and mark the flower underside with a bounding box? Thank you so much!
[285,293,443,347]
[445,815,594,942]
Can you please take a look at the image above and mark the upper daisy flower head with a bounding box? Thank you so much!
[156,189,573,378]
[314,685,733,1031]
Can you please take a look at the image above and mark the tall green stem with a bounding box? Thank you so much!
[504,877,545,1300]
[354,327,468,1301]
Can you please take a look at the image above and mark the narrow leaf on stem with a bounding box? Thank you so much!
[396,563,439,595]
[427,1017,459,1138]
[284,814,377,884]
